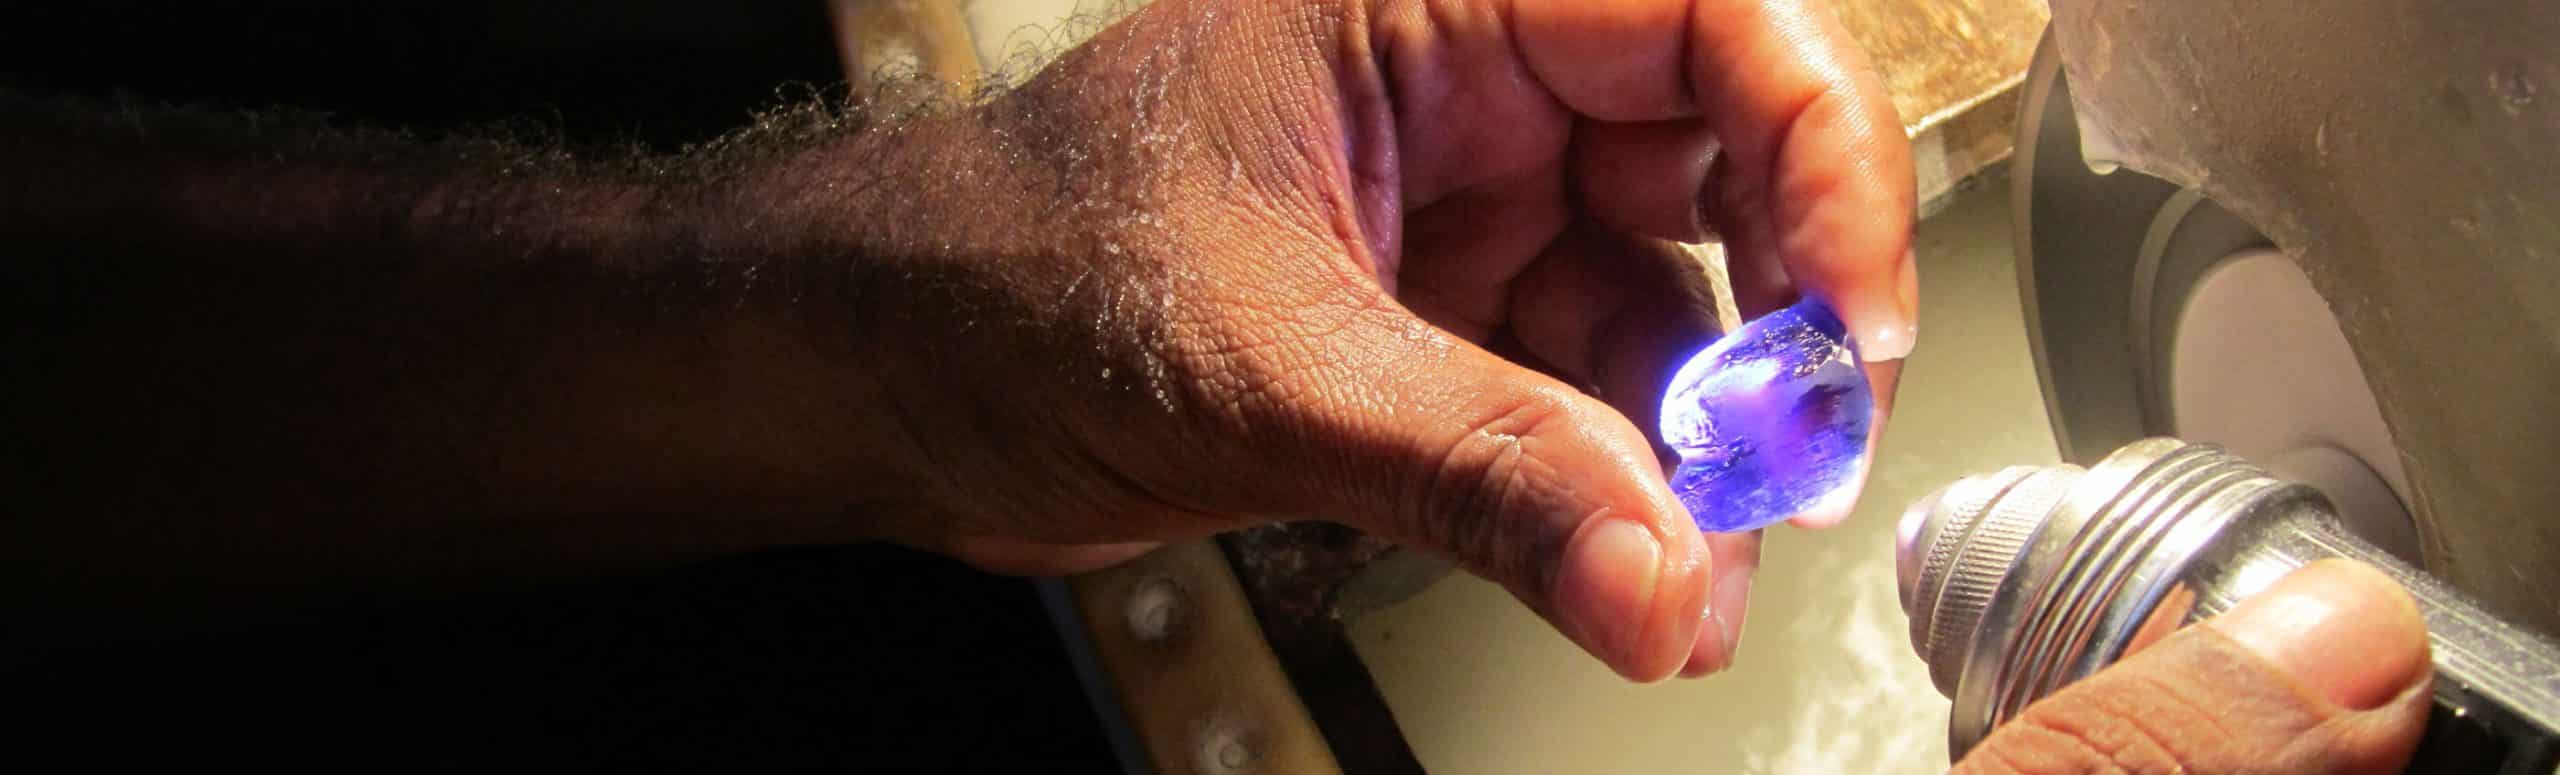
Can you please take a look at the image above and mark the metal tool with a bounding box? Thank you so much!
[1898,438,2560,772]
[2016,1,2560,638]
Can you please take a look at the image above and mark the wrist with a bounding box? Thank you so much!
[372,125,973,546]
[644,109,1016,542]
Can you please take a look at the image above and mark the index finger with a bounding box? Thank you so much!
[1512,0,1919,365]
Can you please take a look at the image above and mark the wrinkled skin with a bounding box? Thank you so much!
[843,9,2432,770]
[833,0,1916,681]
[0,1,2439,766]
[1961,560,2433,774]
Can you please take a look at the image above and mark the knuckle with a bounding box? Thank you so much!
[1409,388,1580,588]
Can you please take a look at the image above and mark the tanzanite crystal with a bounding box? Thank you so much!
[1658,298,1875,533]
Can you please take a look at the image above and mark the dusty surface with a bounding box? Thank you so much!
[1835,0,2048,130]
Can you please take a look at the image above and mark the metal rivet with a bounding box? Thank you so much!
[1191,715,1255,775]
[1125,575,1187,644]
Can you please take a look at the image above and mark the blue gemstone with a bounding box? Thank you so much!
[1657,298,1875,533]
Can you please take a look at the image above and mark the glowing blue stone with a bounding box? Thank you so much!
[1657,298,1875,533]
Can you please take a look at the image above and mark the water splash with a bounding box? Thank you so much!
[1659,298,1875,533]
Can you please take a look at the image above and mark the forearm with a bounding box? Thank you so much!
[3,95,957,601]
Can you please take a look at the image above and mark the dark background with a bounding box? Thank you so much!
[1,2,1119,770]
[5,0,850,147]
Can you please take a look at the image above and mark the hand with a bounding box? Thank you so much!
[1954,560,2434,774]
[840,0,1915,680]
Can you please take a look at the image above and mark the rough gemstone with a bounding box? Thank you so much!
[1657,298,1875,533]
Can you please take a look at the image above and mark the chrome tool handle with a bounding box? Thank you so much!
[1900,439,2560,772]
[2237,513,2560,774]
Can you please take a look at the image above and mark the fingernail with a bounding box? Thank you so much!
[1681,565,1753,678]
[1838,251,1919,363]
[1555,519,1664,671]
[1684,609,1728,678]
[2206,560,2431,710]
[1710,562,1753,659]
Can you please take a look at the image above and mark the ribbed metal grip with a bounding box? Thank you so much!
[1898,438,2560,771]
[1899,467,2016,663]
[1901,465,2080,695]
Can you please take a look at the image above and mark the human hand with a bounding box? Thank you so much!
[838,0,1914,680]
[1953,560,2434,774]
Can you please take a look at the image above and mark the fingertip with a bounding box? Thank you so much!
[1860,358,1903,418]
[2207,559,2432,711]
[1893,247,1920,348]
[1629,443,1719,682]
[1653,541,1716,681]
[1838,248,1920,364]
[1782,483,1861,530]
[1555,516,1702,681]
[1787,359,1894,531]
[1680,617,1729,678]
[1640,520,1715,681]
[1400,350,1716,681]
[1783,452,1871,529]
[1826,270,1917,366]
[1680,533,1760,677]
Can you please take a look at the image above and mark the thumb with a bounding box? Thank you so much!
[1280,316,1714,682]
[1959,559,2433,774]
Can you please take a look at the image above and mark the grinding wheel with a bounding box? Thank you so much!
[2015,1,2560,637]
